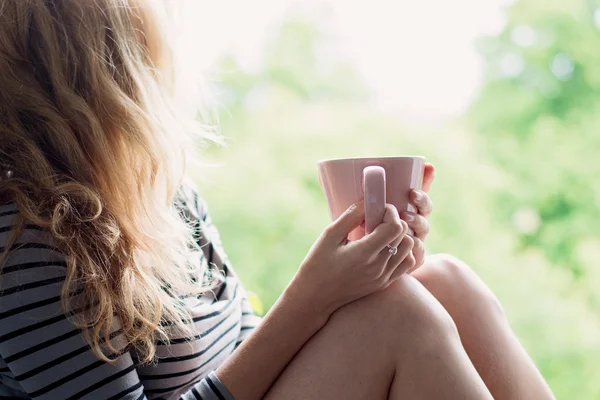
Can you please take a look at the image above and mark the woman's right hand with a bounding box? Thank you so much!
[292,202,415,318]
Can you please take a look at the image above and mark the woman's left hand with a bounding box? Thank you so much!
[401,163,435,271]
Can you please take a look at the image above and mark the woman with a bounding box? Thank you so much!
[0,0,555,399]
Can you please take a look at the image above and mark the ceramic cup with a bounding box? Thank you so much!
[318,156,425,240]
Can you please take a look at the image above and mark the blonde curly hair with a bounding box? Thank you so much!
[0,0,216,363]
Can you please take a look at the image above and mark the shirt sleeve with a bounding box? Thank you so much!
[179,371,236,400]
[0,208,236,400]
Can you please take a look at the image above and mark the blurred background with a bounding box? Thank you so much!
[182,0,600,398]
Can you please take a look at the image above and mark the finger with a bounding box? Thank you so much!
[409,236,425,271]
[409,190,433,217]
[358,204,407,253]
[327,201,365,243]
[378,234,414,279]
[400,212,429,241]
[372,231,404,267]
[389,252,416,281]
[422,163,435,193]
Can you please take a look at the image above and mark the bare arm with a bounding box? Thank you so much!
[216,276,329,400]
[216,202,414,400]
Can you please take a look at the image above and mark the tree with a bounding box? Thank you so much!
[469,0,600,281]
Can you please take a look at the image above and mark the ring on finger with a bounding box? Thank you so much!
[386,244,398,256]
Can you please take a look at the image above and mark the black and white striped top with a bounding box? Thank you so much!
[0,184,261,399]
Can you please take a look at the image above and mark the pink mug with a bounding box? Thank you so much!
[318,156,425,240]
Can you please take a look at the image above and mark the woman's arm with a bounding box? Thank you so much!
[216,202,414,400]
[177,186,330,399]
[216,275,329,400]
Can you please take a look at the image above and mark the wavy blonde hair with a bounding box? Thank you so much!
[0,0,216,363]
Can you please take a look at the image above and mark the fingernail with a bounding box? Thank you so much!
[404,213,415,222]
[347,203,358,212]
[413,191,423,201]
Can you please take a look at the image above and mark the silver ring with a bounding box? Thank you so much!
[387,245,398,256]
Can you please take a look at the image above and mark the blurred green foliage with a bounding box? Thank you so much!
[470,0,600,280]
[193,3,600,399]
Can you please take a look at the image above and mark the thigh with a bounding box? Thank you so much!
[264,275,492,400]
[412,254,555,400]
[263,286,399,400]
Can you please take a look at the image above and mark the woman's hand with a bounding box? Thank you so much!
[401,163,435,271]
[218,203,412,400]
[216,180,424,400]
[293,202,415,318]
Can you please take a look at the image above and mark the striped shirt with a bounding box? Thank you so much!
[0,184,261,399]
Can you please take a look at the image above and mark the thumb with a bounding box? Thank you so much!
[327,201,365,242]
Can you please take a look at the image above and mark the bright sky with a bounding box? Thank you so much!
[185,0,514,121]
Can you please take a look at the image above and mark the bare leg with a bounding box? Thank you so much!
[265,275,493,400]
[412,254,555,400]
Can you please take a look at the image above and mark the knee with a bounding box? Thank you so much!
[415,253,505,320]
[330,275,460,349]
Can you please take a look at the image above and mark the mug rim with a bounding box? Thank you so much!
[318,155,426,164]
